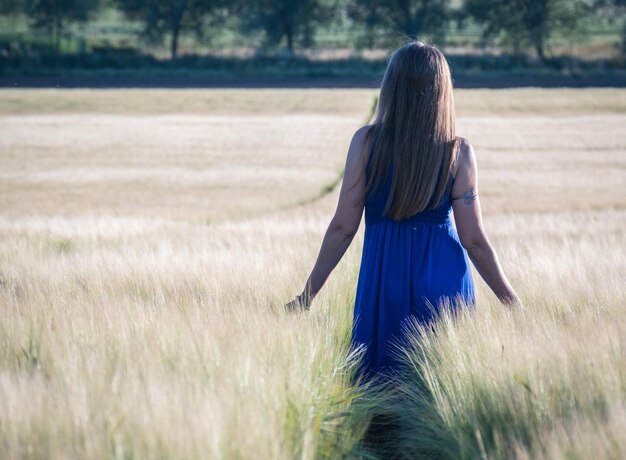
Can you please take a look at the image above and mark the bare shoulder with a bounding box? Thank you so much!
[348,124,374,161]
[353,124,374,145]
[454,136,477,174]
[455,136,475,162]
[451,136,479,200]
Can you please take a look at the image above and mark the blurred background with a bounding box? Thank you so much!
[1,0,625,86]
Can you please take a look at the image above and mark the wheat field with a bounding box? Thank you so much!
[0,88,624,459]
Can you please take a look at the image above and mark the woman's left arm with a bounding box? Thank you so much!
[285,126,370,312]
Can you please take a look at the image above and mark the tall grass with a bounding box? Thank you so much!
[0,88,624,459]
[0,217,366,459]
[355,211,626,459]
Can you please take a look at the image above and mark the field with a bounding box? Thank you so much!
[0,88,625,459]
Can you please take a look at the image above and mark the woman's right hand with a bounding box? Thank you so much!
[283,292,311,313]
[505,294,524,310]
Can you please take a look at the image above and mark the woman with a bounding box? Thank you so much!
[285,41,521,381]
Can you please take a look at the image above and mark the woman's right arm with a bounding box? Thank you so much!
[451,138,521,307]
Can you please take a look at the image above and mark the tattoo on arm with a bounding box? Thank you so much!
[452,189,478,206]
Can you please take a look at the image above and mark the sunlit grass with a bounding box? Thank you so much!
[0,88,624,459]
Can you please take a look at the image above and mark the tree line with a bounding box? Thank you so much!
[1,0,625,60]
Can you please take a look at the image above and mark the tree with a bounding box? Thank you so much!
[116,0,223,60]
[594,0,626,55]
[347,0,452,47]
[464,0,591,59]
[23,0,100,52]
[236,0,337,54]
[0,0,23,15]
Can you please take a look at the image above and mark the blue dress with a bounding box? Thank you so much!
[350,150,475,381]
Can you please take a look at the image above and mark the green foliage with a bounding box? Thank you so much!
[116,0,224,59]
[0,0,623,65]
[235,0,338,53]
[597,0,626,54]
[347,0,453,47]
[464,0,593,59]
[24,0,101,51]
[0,0,22,15]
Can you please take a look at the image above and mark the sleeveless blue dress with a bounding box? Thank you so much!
[350,148,475,381]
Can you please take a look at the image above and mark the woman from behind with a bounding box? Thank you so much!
[285,41,521,383]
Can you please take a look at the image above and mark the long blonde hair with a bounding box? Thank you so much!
[366,41,458,221]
